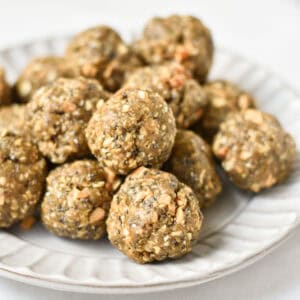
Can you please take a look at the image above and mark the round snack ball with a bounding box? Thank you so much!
[0,68,12,106]
[86,88,176,175]
[133,15,213,83]
[213,109,296,192]
[194,80,256,142]
[26,77,110,164]
[66,26,141,92]
[41,160,121,240]
[124,62,207,128]
[15,56,76,103]
[0,104,27,135]
[107,167,203,263]
[165,130,222,208]
[0,131,47,228]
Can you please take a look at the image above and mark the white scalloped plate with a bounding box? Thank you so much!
[0,37,299,294]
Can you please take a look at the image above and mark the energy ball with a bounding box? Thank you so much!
[124,62,207,128]
[133,15,213,83]
[41,160,121,240]
[0,68,11,106]
[0,131,47,228]
[213,109,296,192]
[26,77,110,164]
[0,104,27,135]
[195,80,256,141]
[15,56,76,103]
[86,88,176,175]
[107,167,203,263]
[66,26,141,92]
[165,130,222,208]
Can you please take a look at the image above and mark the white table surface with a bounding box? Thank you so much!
[0,0,299,299]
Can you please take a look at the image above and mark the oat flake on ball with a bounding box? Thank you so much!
[86,88,176,175]
[107,167,203,263]
[26,77,110,164]
[213,109,296,192]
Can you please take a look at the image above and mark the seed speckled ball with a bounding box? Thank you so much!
[0,104,27,135]
[124,62,207,128]
[165,130,222,208]
[133,15,213,83]
[213,109,296,192]
[0,68,11,106]
[26,77,110,164]
[195,80,256,141]
[15,56,76,103]
[0,131,47,228]
[41,160,121,240]
[66,26,141,92]
[86,88,176,175]
[107,167,203,263]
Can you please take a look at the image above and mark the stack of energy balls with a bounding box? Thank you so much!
[0,15,296,264]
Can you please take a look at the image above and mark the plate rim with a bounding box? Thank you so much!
[0,218,298,294]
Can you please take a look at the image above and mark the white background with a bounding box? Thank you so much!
[0,0,300,299]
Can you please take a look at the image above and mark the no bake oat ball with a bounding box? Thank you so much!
[107,167,203,263]
[26,77,110,164]
[0,104,27,135]
[124,62,207,128]
[15,56,76,103]
[0,131,47,228]
[0,68,11,106]
[133,15,213,83]
[66,26,141,92]
[165,130,222,208]
[195,80,256,141]
[41,160,121,240]
[86,88,176,175]
[213,109,296,192]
